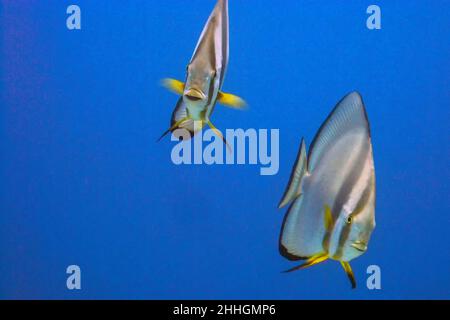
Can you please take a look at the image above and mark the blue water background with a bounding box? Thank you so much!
[1,1,449,299]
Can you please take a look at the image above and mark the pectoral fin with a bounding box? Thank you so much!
[324,204,334,232]
[282,253,328,273]
[340,261,357,289]
[162,78,185,96]
[217,91,247,109]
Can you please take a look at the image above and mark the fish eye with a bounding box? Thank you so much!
[346,215,353,224]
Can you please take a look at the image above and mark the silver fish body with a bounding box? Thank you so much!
[175,0,229,132]
[278,92,376,287]
[160,0,245,144]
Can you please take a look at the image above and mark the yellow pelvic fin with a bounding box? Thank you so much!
[340,261,357,289]
[206,120,232,152]
[157,116,190,142]
[217,91,247,109]
[161,78,185,96]
[324,204,334,232]
[283,253,328,273]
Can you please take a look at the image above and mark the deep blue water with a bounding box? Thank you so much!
[1,0,449,299]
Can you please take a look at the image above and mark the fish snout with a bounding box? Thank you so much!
[184,88,206,102]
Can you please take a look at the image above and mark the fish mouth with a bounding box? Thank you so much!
[184,88,206,102]
[351,241,368,252]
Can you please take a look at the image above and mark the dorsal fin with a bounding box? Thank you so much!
[278,138,308,208]
[308,92,370,172]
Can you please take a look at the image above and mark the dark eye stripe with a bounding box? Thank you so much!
[203,29,219,112]
[331,144,370,259]
[350,173,374,219]
[205,72,217,109]
[322,145,367,253]
[334,175,373,259]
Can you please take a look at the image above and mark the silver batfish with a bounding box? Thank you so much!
[278,92,376,288]
[159,0,245,145]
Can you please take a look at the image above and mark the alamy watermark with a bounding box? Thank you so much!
[66,4,381,31]
[366,264,382,290]
[66,265,81,290]
[66,5,81,30]
[170,122,279,176]
[366,5,382,30]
